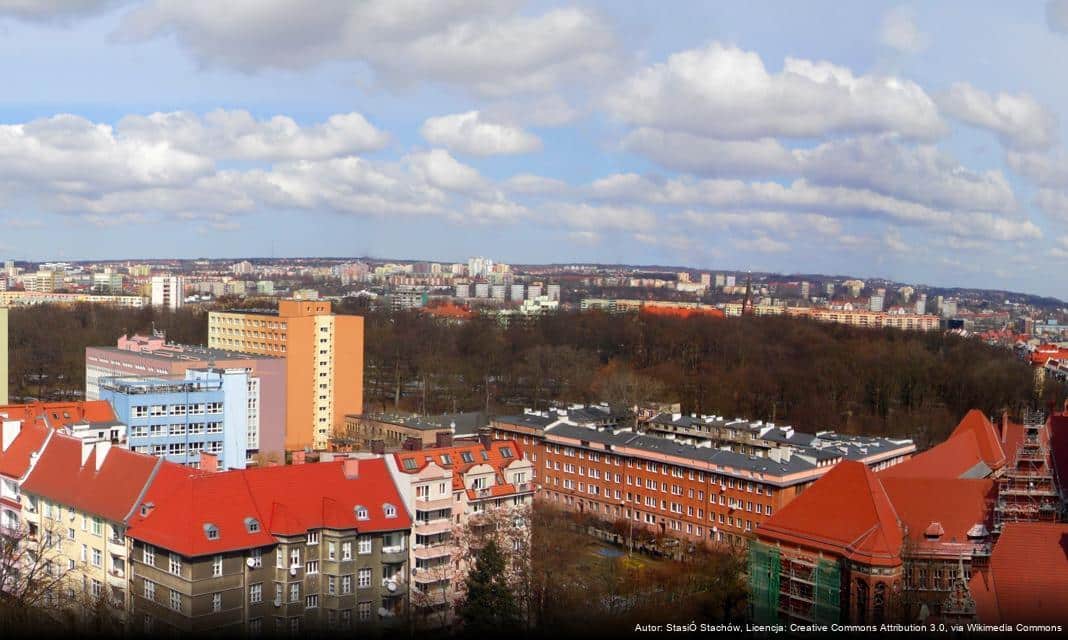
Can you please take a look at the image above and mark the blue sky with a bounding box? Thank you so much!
[2,1,1068,298]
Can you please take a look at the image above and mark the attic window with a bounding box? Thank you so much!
[480,451,489,461]
[500,447,514,459]
[355,506,369,520]
[203,523,219,540]
[402,458,417,471]
[383,503,397,518]
[440,454,452,465]
[244,517,261,533]
[460,451,474,464]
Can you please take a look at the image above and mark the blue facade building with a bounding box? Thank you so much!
[99,368,249,470]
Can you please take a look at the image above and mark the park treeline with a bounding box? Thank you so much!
[7,300,1055,448]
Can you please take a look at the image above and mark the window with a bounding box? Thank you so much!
[144,580,156,601]
[91,579,103,598]
[249,583,263,604]
[306,531,320,545]
[289,618,301,634]
[305,595,318,609]
[92,517,103,536]
[460,451,474,464]
[288,583,300,603]
[244,517,260,533]
[204,523,219,540]
[357,601,371,621]
[306,561,319,574]
[357,568,371,589]
[342,541,352,560]
[355,506,369,520]
[250,548,262,568]
[169,553,182,575]
[212,592,222,612]
[327,541,336,560]
[404,458,418,471]
[440,454,452,465]
[327,576,337,596]
[212,555,223,577]
[384,503,397,518]
[249,618,262,635]
[289,548,300,566]
[276,548,285,569]
[341,575,353,594]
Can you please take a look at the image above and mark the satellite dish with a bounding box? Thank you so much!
[289,566,298,576]
[246,557,256,568]
[385,580,397,593]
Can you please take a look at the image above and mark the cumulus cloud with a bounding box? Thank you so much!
[554,203,657,232]
[118,109,389,161]
[879,6,928,54]
[420,111,541,156]
[503,173,569,195]
[605,42,944,140]
[938,82,1057,150]
[621,129,798,176]
[1034,188,1068,222]
[116,1,616,96]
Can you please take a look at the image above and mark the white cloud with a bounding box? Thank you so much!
[554,203,657,232]
[879,6,928,54]
[1034,188,1068,222]
[116,1,616,97]
[938,82,1057,150]
[736,235,790,253]
[621,129,798,176]
[118,109,389,162]
[503,173,569,195]
[0,0,121,22]
[420,111,541,156]
[1006,149,1068,188]
[404,149,487,195]
[606,42,944,140]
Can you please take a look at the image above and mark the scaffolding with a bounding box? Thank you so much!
[748,541,841,625]
[994,410,1059,533]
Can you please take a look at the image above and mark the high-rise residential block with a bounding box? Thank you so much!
[208,300,364,452]
[150,275,185,310]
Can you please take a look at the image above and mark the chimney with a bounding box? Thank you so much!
[435,431,453,448]
[403,436,423,451]
[370,440,385,455]
[291,450,306,465]
[1,420,21,452]
[343,458,359,479]
[94,441,112,472]
[478,427,493,450]
[200,451,219,473]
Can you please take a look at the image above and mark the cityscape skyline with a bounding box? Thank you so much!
[2,3,1068,298]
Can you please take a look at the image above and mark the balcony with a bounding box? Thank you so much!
[413,544,455,561]
[381,545,407,562]
[415,496,453,511]
[414,520,452,536]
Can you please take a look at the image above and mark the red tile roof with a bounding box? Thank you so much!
[394,440,523,479]
[0,422,50,480]
[0,401,117,429]
[969,523,1068,625]
[880,410,1006,480]
[880,477,994,557]
[756,461,903,566]
[127,457,410,557]
[20,434,162,523]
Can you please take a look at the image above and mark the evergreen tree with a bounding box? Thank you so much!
[457,539,521,635]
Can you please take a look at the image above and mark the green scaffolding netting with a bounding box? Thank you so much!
[747,541,780,624]
[813,558,841,624]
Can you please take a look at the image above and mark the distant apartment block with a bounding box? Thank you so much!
[340,412,488,451]
[0,291,146,307]
[98,369,250,470]
[150,275,185,310]
[208,300,364,451]
[85,334,286,462]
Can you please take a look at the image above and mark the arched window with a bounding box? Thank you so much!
[855,579,869,623]
[355,506,369,520]
[383,503,397,518]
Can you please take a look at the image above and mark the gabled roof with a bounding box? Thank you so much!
[880,410,1005,480]
[20,434,162,523]
[756,461,903,566]
[880,477,994,556]
[393,440,523,479]
[127,457,411,557]
[969,523,1068,625]
[0,422,50,480]
[0,400,118,429]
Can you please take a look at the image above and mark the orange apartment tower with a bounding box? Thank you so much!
[208,300,364,452]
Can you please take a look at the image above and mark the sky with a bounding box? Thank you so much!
[3,2,1068,298]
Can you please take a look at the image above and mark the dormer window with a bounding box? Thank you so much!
[244,517,261,533]
[500,446,514,458]
[480,451,489,461]
[460,451,474,464]
[203,523,219,541]
[383,503,397,518]
[402,458,417,471]
[440,454,452,465]
[355,506,369,520]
